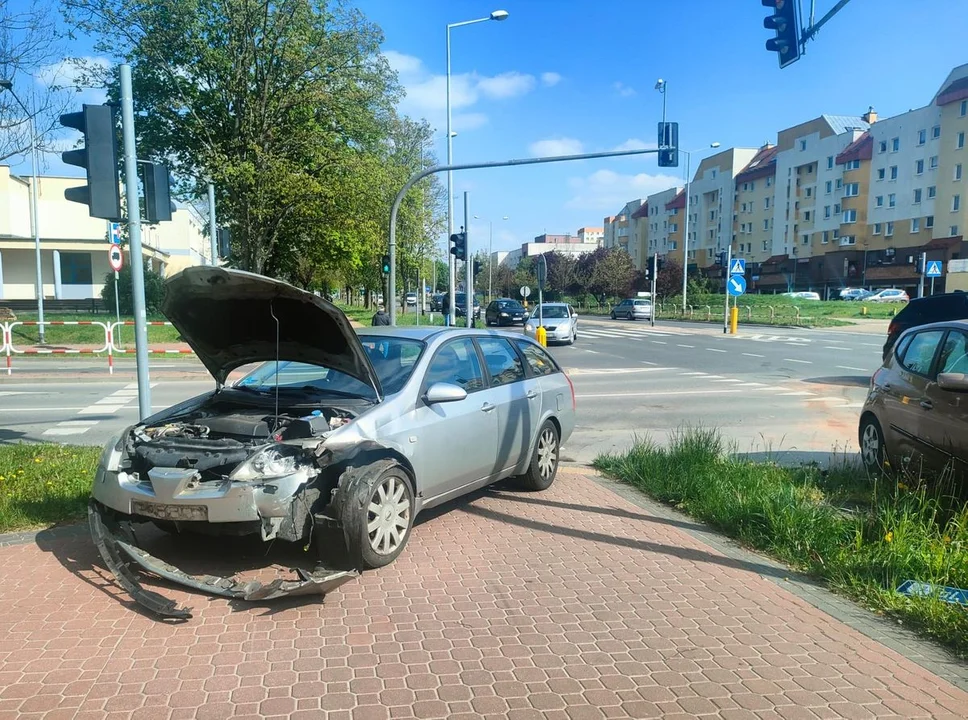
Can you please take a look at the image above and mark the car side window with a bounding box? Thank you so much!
[424,339,484,393]
[477,337,526,387]
[898,330,945,376]
[515,340,559,377]
[939,331,968,374]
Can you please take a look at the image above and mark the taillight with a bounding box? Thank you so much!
[565,372,576,410]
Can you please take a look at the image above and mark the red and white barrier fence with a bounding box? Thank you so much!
[0,320,195,375]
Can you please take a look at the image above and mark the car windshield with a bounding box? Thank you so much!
[498,301,524,311]
[235,337,424,398]
[538,306,569,319]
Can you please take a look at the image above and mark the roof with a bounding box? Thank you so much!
[822,114,870,135]
[924,235,964,250]
[836,131,873,164]
[631,202,649,220]
[937,76,968,106]
[665,190,685,211]
[735,145,779,184]
[763,254,790,264]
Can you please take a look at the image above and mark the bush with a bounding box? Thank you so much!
[100,264,165,315]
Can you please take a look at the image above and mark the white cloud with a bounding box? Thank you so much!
[613,138,655,152]
[38,56,112,88]
[566,169,681,212]
[384,50,537,132]
[613,81,636,97]
[540,72,562,87]
[529,137,584,157]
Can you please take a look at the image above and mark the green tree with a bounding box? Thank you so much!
[543,251,577,300]
[100,264,165,315]
[588,247,636,299]
[656,259,683,299]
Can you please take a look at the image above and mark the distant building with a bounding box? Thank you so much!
[533,233,580,244]
[576,226,604,245]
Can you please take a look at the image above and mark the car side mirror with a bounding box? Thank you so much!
[424,382,467,404]
[938,372,968,392]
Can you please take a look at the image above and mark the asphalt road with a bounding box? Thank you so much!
[0,318,884,465]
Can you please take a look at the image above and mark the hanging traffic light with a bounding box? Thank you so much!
[449,232,466,262]
[657,121,679,168]
[60,104,121,220]
[762,0,801,69]
[473,259,482,277]
[142,162,174,223]
[381,254,391,274]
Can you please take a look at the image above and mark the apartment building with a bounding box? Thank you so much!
[687,147,757,269]
[576,226,603,245]
[602,199,644,267]
[633,186,683,266]
[733,144,778,265]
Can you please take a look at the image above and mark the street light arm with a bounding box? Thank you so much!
[447,17,492,29]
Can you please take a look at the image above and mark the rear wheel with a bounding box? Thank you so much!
[610,310,616,320]
[860,415,886,474]
[515,420,560,491]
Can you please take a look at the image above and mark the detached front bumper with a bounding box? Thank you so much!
[89,500,358,620]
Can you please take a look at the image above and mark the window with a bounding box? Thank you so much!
[806,187,813,198]
[824,205,831,218]
[825,180,832,194]
[804,210,811,221]
[890,166,898,180]
[764,197,771,209]
[959,132,966,149]
[832,229,840,239]
[822,231,829,244]
[802,234,810,245]
[899,330,945,376]
[879,140,887,153]
[59,252,93,285]
[836,178,843,190]
[889,193,896,208]
[930,155,939,169]
[916,159,924,174]
[845,182,859,197]
[762,240,769,251]
[918,129,927,145]
[953,225,960,236]
[963,100,968,117]
[516,341,558,377]
[766,176,773,187]
[928,185,937,199]
[477,337,525,387]
[892,137,900,152]
[763,219,770,230]
[940,332,968,374]
[834,202,841,214]
[875,195,884,207]
[877,168,886,180]
[886,221,894,236]
[425,339,484,392]
[933,125,942,139]
[914,188,922,204]
[873,223,882,234]
[953,195,961,212]
[926,215,934,229]
[956,163,964,181]
[822,156,831,170]
[911,218,921,233]
[843,209,857,223]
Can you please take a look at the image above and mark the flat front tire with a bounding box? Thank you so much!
[340,462,415,569]
[860,416,886,474]
[516,420,560,491]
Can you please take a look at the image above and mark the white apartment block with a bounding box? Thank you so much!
[688,148,757,265]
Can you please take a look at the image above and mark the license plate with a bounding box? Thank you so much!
[132,501,208,522]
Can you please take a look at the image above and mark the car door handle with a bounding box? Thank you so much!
[526,390,538,399]
[920,399,933,410]
[481,403,495,413]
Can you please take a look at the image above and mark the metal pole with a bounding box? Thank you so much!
[651,253,657,327]
[465,192,472,328]
[207,182,217,265]
[918,251,926,298]
[120,64,152,419]
[724,245,731,333]
[27,110,45,342]
[682,151,691,313]
[445,26,455,328]
[931,276,936,296]
[488,220,493,301]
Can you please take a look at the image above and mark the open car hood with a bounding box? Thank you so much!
[162,267,382,395]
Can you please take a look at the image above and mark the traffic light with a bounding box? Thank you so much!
[381,254,391,274]
[473,259,482,277]
[217,228,231,258]
[718,251,728,267]
[449,232,466,262]
[762,0,801,69]
[915,252,926,274]
[656,257,665,272]
[142,162,174,223]
[60,104,121,220]
[657,121,679,168]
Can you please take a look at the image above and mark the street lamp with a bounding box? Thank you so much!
[473,214,508,301]
[681,142,721,313]
[0,80,45,342]
[654,79,667,126]
[446,9,509,326]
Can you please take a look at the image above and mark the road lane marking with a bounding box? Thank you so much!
[824,347,851,351]
[568,367,676,375]
[677,344,695,348]
[576,389,742,399]
[742,353,765,358]
[837,365,870,372]
[784,359,813,364]
[735,382,767,387]
[805,397,853,403]
[653,341,667,345]
[712,379,743,383]
[679,372,707,376]
[778,391,815,396]
[706,348,727,353]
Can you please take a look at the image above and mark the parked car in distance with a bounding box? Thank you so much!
[430,293,444,312]
[860,320,968,478]
[610,298,652,320]
[485,298,527,326]
[405,292,417,306]
[867,288,910,303]
[89,266,576,618]
[452,292,481,319]
[524,303,578,344]
[882,291,968,360]
[839,288,874,301]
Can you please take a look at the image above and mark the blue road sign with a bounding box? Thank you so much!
[926,260,943,278]
[110,222,122,243]
[727,275,747,297]
[729,258,746,276]
[897,579,968,606]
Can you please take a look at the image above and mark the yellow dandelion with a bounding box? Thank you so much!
[884,531,894,543]
[34,457,42,463]
[896,482,907,491]
[943,536,952,544]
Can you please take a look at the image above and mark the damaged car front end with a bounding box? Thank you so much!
[90,266,417,619]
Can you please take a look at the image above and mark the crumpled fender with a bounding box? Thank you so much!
[89,500,358,619]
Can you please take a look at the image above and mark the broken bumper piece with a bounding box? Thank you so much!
[89,500,358,619]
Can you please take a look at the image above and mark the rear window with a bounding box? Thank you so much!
[515,340,560,377]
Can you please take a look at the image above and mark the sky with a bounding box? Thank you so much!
[8,0,968,254]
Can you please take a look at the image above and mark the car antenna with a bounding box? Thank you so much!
[270,300,281,428]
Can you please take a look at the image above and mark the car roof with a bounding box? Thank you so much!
[898,319,968,336]
[357,326,536,343]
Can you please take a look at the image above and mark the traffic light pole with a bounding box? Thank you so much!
[464,192,472,328]
[387,146,663,325]
[208,182,218,266]
[120,64,151,419]
[650,253,657,328]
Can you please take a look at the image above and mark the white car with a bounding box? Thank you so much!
[867,288,910,303]
[524,303,578,345]
[405,292,417,306]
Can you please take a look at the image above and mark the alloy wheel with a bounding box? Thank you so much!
[537,427,558,481]
[861,422,882,469]
[366,474,411,555]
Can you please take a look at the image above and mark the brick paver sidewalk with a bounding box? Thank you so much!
[0,470,965,719]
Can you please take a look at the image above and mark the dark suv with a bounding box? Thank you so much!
[883,291,968,360]
[485,298,527,326]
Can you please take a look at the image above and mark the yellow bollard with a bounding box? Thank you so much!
[536,326,548,347]
[729,306,739,334]
[862,306,868,316]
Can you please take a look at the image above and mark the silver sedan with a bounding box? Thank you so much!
[524,303,579,344]
[90,267,576,617]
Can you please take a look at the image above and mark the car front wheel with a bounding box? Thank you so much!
[516,420,560,491]
[859,415,886,475]
[339,461,414,569]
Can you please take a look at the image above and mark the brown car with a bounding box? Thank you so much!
[859,320,968,477]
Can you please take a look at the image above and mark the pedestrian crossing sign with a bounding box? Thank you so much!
[926,261,943,278]
[729,259,746,276]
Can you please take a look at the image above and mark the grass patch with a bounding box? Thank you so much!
[594,428,968,658]
[0,444,100,532]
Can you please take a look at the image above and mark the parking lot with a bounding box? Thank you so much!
[2,469,966,719]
